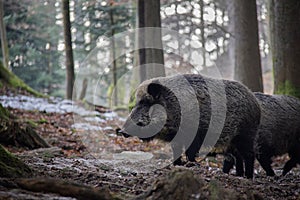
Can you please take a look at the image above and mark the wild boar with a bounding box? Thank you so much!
[254,92,300,176]
[120,74,261,178]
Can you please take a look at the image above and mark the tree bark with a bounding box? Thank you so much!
[79,78,88,100]
[109,3,118,106]
[0,104,49,149]
[233,0,263,92]
[137,0,165,83]
[0,145,32,178]
[0,0,9,70]
[270,0,300,98]
[199,0,206,68]
[62,0,75,100]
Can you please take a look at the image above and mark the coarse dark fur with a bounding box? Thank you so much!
[254,93,300,176]
[121,74,261,178]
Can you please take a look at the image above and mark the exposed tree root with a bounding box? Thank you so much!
[15,178,120,200]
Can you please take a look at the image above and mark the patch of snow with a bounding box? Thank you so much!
[113,151,154,161]
[102,112,117,119]
[71,123,103,131]
[84,116,106,123]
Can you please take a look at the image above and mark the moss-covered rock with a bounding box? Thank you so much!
[0,144,32,178]
[137,169,262,200]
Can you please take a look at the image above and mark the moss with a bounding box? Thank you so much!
[128,91,136,111]
[0,61,44,97]
[0,104,10,120]
[0,103,49,149]
[0,145,32,178]
[275,80,300,99]
[26,119,38,128]
[37,118,48,124]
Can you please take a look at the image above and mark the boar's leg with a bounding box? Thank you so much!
[171,142,185,165]
[234,134,255,179]
[234,152,244,176]
[223,149,244,176]
[282,145,300,176]
[185,133,205,162]
[256,146,275,176]
[257,156,275,176]
[282,158,297,176]
[239,150,255,178]
[223,153,235,174]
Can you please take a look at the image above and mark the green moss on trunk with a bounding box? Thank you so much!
[0,61,43,97]
[275,81,300,99]
[0,144,32,178]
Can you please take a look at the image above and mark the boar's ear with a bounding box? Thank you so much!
[147,83,162,99]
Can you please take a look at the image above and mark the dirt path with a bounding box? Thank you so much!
[1,95,300,199]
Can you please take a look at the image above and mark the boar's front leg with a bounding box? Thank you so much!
[236,136,255,179]
[223,149,244,177]
[171,142,185,165]
[223,153,235,174]
[185,132,204,162]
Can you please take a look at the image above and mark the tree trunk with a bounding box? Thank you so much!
[0,0,9,70]
[137,0,165,83]
[269,0,300,98]
[109,3,118,106]
[79,78,88,101]
[199,0,206,68]
[62,0,75,100]
[137,0,146,83]
[225,0,235,79]
[233,0,263,92]
[0,103,49,149]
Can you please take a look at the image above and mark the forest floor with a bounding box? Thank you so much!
[0,90,300,200]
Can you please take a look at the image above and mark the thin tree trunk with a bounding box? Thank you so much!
[233,0,263,92]
[79,78,88,100]
[62,0,75,100]
[270,0,300,98]
[109,3,118,106]
[0,0,9,70]
[226,0,235,79]
[199,0,206,68]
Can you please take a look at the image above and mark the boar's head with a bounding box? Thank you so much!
[119,81,180,142]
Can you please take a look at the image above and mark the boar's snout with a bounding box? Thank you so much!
[116,128,131,138]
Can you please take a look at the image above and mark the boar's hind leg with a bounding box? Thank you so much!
[282,145,300,176]
[282,158,297,176]
[256,147,275,176]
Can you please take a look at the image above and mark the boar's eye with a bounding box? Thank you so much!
[139,99,147,105]
[148,83,162,99]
